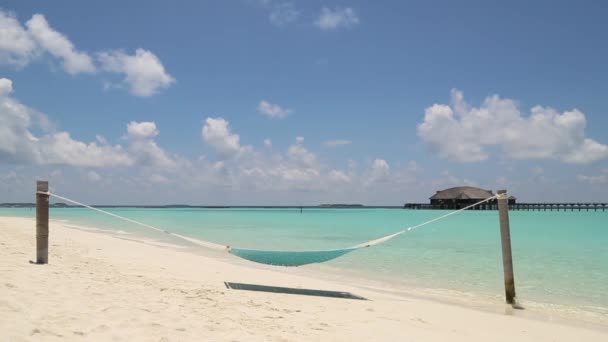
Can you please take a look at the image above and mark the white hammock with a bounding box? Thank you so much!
[40,191,500,267]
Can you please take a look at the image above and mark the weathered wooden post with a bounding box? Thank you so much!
[36,180,49,264]
[497,190,517,306]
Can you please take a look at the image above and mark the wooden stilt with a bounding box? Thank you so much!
[36,180,49,264]
[497,190,517,306]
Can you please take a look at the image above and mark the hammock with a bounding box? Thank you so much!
[40,192,500,267]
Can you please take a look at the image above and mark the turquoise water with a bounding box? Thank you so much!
[2,207,607,319]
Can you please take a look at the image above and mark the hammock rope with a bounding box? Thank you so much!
[38,191,500,267]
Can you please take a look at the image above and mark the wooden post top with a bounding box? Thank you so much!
[37,180,48,192]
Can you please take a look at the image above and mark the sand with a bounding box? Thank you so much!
[1,216,606,341]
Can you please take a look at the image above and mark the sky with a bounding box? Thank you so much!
[1,0,607,205]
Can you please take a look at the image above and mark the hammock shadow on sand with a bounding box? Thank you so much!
[224,282,367,300]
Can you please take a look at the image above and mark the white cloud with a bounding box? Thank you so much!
[577,169,608,185]
[0,80,43,163]
[127,121,158,139]
[95,134,107,144]
[328,170,351,183]
[368,159,390,184]
[314,7,359,30]
[2,78,391,200]
[325,139,351,147]
[86,170,101,182]
[417,89,608,164]
[276,167,319,183]
[40,132,133,167]
[0,10,37,67]
[98,49,174,97]
[25,14,95,74]
[0,10,173,98]
[126,121,176,168]
[287,144,317,167]
[0,78,13,95]
[0,10,95,73]
[202,117,247,159]
[257,100,292,119]
[269,2,299,26]
[239,163,323,191]
[226,134,329,192]
[264,138,272,147]
[0,78,185,169]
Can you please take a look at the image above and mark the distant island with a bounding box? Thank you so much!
[318,204,364,208]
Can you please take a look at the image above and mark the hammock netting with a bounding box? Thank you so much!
[229,247,358,267]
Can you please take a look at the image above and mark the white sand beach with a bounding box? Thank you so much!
[1,216,606,341]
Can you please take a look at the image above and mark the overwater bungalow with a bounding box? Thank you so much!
[430,186,516,209]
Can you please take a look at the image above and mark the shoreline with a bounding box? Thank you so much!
[1,216,607,341]
[35,214,608,328]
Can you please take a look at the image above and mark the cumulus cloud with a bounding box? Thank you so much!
[127,121,158,140]
[203,128,330,192]
[325,139,351,147]
[370,159,390,182]
[98,49,175,97]
[257,100,292,119]
[288,143,317,167]
[0,10,94,73]
[25,14,95,74]
[0,78,44,163]
[39,132,132,167]
[268,2,299,26]
[0,78,13,95]
[0,10,38,67]
[202,117,247,159]
[417,89,608,164]
[2,78,369,198]
[264,138,272,147]
[126,121,176,168]
[314,7,359,30]
[0,78,184,169]
[0,10,172,97]
[238,155,323,192]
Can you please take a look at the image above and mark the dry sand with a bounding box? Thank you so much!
[1,216,606,341]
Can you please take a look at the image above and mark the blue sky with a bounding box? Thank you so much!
[1,0,607,205]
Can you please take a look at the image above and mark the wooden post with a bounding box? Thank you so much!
[497,190,516,305]
[36,180,49,264]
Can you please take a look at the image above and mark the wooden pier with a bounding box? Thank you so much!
[404,202,608,211]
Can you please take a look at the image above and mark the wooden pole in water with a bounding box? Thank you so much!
[36,180,49,264]
[497,190,516,305]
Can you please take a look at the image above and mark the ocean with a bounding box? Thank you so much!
[2,207,607,324]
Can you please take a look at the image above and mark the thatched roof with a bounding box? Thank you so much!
[430,186,494,200]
